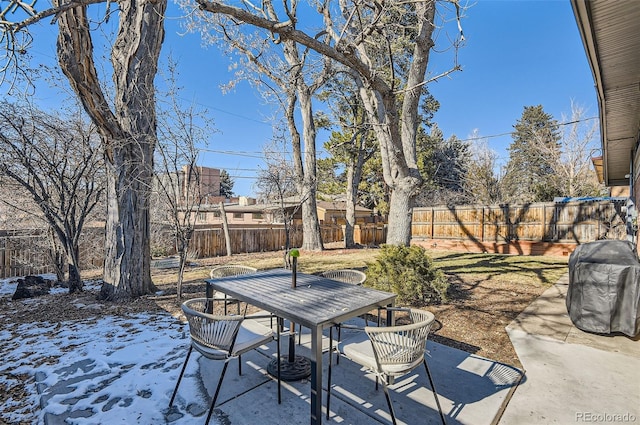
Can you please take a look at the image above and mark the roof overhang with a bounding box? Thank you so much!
[571,0,640,187]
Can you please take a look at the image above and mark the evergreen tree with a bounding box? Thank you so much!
[316,155,344,197]
[219,170,234,198]
[503,105,562,203]
[359,152,389,214]
[415,125,470,206]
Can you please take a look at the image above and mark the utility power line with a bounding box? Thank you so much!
[457,116,599,143]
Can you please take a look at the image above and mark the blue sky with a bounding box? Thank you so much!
[21,0,598,197]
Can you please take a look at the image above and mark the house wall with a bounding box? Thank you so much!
[319,209,373,225]
[225,211,270,225]
[194,210,272,225]
[196,166,221,197]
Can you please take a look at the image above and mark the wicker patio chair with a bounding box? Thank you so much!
[208,265,258,314]
[169,298,280,424]
[321,269,367,285]
[326,308,447,425]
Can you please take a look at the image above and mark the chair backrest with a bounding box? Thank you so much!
[321,269,367,285]
[365,309,435,373]
[182,298,244,355]
[210,265,258,279]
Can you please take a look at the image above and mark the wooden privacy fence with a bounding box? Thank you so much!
[0,223,388,278]
[190,223,386,257]
[411,200,628,255]
[0,200,627,278]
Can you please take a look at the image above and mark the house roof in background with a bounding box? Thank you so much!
[316,200,372,213]
[572,0,640,186]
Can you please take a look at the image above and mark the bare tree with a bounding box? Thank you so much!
[534,103,604,198]
[255,139,301,260]
[181,2,328,250]
[0,179,41,228]
[194,0,465,246]
[0,178,68,281]
[1,0,167,300]
[152,162,202,299]
[463,131,502,205]
[153,63,214,298]
[0,101,104,292]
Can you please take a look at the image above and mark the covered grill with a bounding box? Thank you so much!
[567,240,640,337]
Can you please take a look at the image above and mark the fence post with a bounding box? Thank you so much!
[430,207,435,239]
[354,225,362,245]
[480,207,485,242]
[1,237,5,279]
[543,204,547,241]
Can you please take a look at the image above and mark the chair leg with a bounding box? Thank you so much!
[336,325,341,365]
[169,345,193,407]
[380,379,398,425]
[423,359,447,425]
[326,326,333,420]
[205,361,230,424]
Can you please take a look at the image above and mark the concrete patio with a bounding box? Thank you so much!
[165,320,520,425]
[501,274,640,424]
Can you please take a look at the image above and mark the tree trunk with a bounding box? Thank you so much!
[301,197,323,250]
[386,180,416,246]
[285,88,323,251]
[220,202,232,256]
[345,141,366,248]
[176,250,187,299]
[344,166,357,248]
[65,238,83,293]
[68,263,83,294]
[47,228,66,283]
[102,158,156,299]
[297,87,323,251]
[357,84,422,246]
[56,0,166,300]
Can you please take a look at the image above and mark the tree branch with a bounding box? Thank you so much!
[196,0,392,94]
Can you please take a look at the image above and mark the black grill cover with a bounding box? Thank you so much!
[567,240,640,337]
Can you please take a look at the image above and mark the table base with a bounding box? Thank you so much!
[267,355,311,381]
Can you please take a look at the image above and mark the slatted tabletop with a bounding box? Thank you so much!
[205,268,396,329]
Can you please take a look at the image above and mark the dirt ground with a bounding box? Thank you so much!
[0,248,556,422]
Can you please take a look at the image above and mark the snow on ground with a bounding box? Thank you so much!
[0,277,215,424]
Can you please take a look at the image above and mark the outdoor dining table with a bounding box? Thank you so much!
[205,268,397,425]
